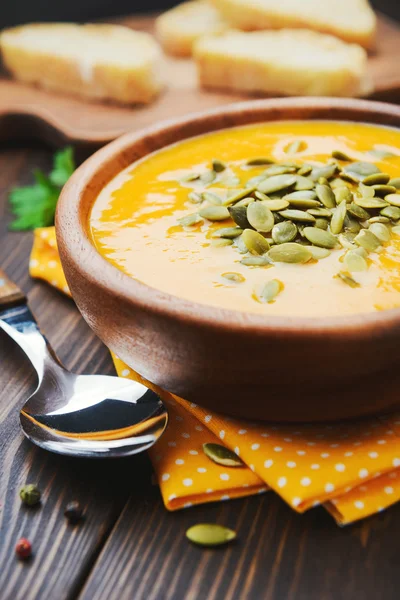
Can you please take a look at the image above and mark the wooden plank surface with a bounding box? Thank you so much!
[0,13,400,149]
[1,146,400,599]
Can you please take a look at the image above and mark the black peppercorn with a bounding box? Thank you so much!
[64,501,83,524]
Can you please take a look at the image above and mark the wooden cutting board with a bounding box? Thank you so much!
[1,13,400,150]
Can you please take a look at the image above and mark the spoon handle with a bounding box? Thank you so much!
[0,267,26,308]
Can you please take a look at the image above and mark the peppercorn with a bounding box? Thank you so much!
[15,538,32,560]
[19,484,41,507]
[64,501,83,524]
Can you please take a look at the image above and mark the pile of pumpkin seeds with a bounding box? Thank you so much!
[177,147,400,302]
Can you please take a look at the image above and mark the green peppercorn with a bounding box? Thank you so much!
[19,484,41,507]
[64,501,83,524]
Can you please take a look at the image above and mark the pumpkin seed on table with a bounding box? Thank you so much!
[186,524,236,547]
[385,193,400,207]
[199,206,230,221]
[247,202,274,232]
[303,227,337,249]
[272,221,297,244]
[242,228,270,254]
[257,174,297,195]
[347,202,370,220]
[329,201,347,234]
[211,159,226,172]
[203,443,244,466]
[369,222,391,242]
[241,255,272,267]
[211,238,233,248]
[316,184,336,208]
[245,157,274,166]
[221,272,245,283]
[334,186,352,205]
[344,251,368,272]
[354,196,388,209]
[293,175,315,191]
[332,150,353,161]
[381,205,400,220]
[212,227,243,239]
[254,279,283,303]
[363,173,391,186]
[279,209,316,223]
[268,243,312,264]
[372,184,397,197]
[335,271,360,288]
[228,205,251,229]
[354,229,381,251]
[342,161,381,182]
[310,164,337,181]
[178,213,203,227]
[285,140,307,154]
[389,178,400,189]
[306,246,331,260]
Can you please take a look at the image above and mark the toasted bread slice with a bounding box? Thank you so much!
[194,29,373,97]
[155,0,228,57]
[210,0,376,49]
[0,23,164,105]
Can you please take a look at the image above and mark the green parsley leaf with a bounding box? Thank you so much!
[8,147,75,231]
[49,147,75,187]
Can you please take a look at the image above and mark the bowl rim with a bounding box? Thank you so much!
[56,96,400,340]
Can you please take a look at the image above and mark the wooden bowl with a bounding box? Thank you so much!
[56,97,400,422]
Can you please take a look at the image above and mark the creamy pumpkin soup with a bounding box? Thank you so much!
[89,121,400,317]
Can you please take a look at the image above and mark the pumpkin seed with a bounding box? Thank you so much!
[363,173,391,186]
[389,178,400,189]
[369,222,391,242]
[293,176,315,191]
[354,246,369,258]
[285,140,307,154]
[381,205,400,220]
[330,177,346,188]
[392,226,400,236]
[368,216,390,224]
[338,233,357,250]
[310,164,337,181]
[223,187,256,206]
[316,184,336,208]
[358,182,375,199]
[369,148,397,160]
[268,243,312,264]
[203,443,244,466]
[298,165,312,176]
[354,229,381,251]
[181,172,200,183]
[284,190,317,200]
[222,175,241,187]
[307,208,332,218]
[332,150,353,161]
[211,159,226,173]
[228,206,251,229]
[315,218,329,230]
[186,524,236,547]
[334,272,360,288]
[372,184,397,197]
[334,186,352,205]
[199,206,230,221]
[178,213,203,227]
[286,198,321,209]
[241,255,272,267]
[343,214,361,233]
[200,170,216,184]
[342,162,381,182]
[235,197,255,208]
[188,191,203,204]
[242,229,270,254]
[257,174,297,195]
[235,235,249,254]
[246,157,274,166]
[202,192,223,205]
[212,227,243,239]
[306,246,331,260]
[211,238,233,248]
[247,202,274,232]
[260,198,290,211]
[330,202,347,234]
[272,221,297,244]
[254,279,283,303]
[347,202,370,220]
[279,209,316,223]
[303,227,337,249]
[246,175,267,188]
[254,191,269,201]
[385,193,400,207]
[221,272,245,283]
[354,196,388,209]
[280,161,300,169]
[344,251,368,272]
[263,165,296,177]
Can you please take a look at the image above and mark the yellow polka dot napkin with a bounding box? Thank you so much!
[30,227,400,525]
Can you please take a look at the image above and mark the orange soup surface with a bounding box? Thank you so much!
[89,121,400,317]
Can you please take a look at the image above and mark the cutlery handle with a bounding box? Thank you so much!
[0,267,26,308]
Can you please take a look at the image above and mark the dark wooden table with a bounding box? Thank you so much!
[1,145,400,600]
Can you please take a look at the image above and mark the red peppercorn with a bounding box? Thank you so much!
[15,538,31,560]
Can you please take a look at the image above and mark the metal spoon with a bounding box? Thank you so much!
[0,270,168,458]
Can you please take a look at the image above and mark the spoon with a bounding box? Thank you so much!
[0,267,168,458]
